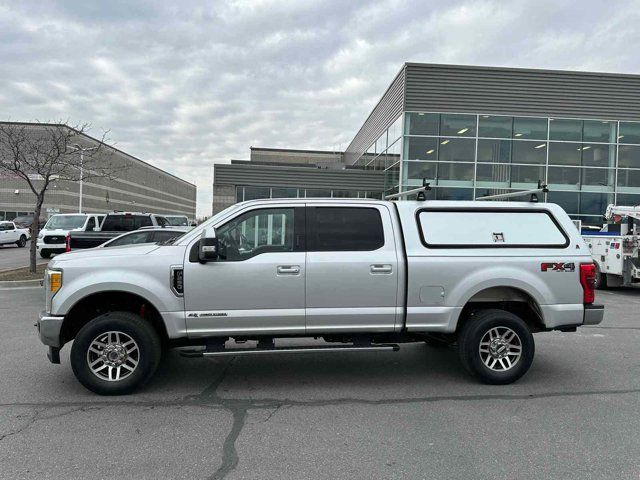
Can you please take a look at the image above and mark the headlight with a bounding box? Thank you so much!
[45,269,63,313]
[49,270,62,294]
[37,233,43,240]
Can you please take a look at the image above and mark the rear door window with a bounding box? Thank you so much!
[417,209,568,248]
[101,215,152,231]
[307,207,384,251]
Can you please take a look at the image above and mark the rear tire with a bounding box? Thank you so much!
[40,250,51,259]
[458,309,534,385]
[16,235,26,248]
[70,311,161,395]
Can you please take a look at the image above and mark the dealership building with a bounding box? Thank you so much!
[213,63,640,226]
[0,122,197,221]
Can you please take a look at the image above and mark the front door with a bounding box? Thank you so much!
[183,206,306,337]
[305,204,400,333]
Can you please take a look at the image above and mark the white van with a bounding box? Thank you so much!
[36,213,105,258]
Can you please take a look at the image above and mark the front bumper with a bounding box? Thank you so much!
[583,304,604,325]
[37,311,64,347]
[36,241,66,251]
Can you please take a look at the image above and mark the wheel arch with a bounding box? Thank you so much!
[60,290,169,346]
[455,285,545,333]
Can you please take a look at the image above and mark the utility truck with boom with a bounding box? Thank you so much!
[582,204,640,288]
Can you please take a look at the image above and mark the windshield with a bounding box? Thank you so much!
[44,215,87,230]
[165,216,189,226]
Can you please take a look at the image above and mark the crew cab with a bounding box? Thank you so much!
[37,213,105,258]
[37,198,604,395]
[67,212,169,250]
[0,221,29,248]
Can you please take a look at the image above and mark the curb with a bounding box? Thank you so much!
[0,279,42,289]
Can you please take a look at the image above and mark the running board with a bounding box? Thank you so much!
[178,344,400,358]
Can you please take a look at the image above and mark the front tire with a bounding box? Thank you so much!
[70,311,161,395]
[16,235,26,247]
[458,309,534,385]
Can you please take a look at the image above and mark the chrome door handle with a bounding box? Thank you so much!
[370,264,392,274]
[277,265,300,275]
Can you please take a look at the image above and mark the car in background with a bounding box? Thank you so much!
[98,226,189,248]
[0,221,30,247]
[67,212,170,250]
[37,213,105,258]
[163,215,190,226]
[13,215,45,231]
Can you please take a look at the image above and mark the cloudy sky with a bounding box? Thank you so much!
[1,0,639,216]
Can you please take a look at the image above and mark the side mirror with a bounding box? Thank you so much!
[198,227,219,263]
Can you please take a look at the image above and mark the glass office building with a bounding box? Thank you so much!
[346,63,640,226]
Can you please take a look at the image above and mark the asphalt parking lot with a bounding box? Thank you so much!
[0,287,639,480]
[0,241,48,271]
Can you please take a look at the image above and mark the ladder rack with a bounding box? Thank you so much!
[475,181,548,202]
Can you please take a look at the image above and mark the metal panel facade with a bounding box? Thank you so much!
[344,66,406,165]
[214,163,384,191]
[404,63,640,120]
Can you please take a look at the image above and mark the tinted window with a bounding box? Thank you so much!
[101,215,153,231]
[308,207,384,251]
[418,209,567,247]
[105,231,153,247]
[217,208,296,261]
[154,230,184,243]
[85,217,95,231]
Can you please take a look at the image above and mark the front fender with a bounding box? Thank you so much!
[52,270,181,316]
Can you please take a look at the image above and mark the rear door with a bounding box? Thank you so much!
[305,204,399,333]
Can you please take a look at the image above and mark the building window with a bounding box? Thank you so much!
[512,141,547,164]
[440,114,476,137]
[549,118,583,142]
[477,139,511,163]
[478,115,512,138]
[405,137,438,161]
[513,117,547,140]
[581,144,615,168]
[548,167,580,187]
[619,122,640,144]
[438,138,475,163]
[243,186,271,201]
[305,189,332,198]
[583,120,616,143]
[405,112,439,136]
[272,187,298,198]
[548,142,581,166]
[618,145,640,168]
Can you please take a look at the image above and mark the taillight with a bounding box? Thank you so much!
[65,234,71,252]
[580,263,596,304]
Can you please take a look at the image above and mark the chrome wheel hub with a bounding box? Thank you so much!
[479,327,522,372]
[87,331,140,382]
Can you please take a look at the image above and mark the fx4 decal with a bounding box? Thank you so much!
[540,262,575,272]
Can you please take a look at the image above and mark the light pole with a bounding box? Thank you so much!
[68,144,98,213]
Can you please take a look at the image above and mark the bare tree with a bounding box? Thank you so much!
[0,121,123,273]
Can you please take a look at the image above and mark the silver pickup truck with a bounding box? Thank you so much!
[38,198,604,395]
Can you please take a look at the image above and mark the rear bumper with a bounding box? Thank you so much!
[37,311,64,347]
[583,304,604,326]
